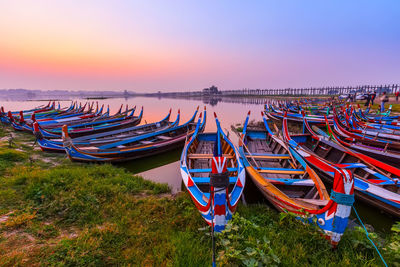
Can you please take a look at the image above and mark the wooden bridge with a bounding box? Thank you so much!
[221,84,399,96]
[143,84,399,98]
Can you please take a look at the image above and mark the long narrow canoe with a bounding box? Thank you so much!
[35,109,176,153]
[288,112,400,217]
[62,108,205,162]
[180,113,245,232]
[239,111,354,247]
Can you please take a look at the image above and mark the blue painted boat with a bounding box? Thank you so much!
[62,107,205,162]
[180,112,245,232]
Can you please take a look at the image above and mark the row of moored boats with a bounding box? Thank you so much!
[1,100,398,248]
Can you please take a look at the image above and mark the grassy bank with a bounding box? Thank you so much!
[355,100,400,113]
[0,128,399,266]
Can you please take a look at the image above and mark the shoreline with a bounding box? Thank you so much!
[0,125,398,265]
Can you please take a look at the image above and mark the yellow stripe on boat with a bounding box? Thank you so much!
[245,166,318,210]
[258,169,305,175]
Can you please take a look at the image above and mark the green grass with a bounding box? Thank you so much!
[0,148,27,176]
[355,100,400,113]
[38,194,211,266]
[0,127,6,138]
[0,128,399,266]
[1,164,170,225]
[217,205,400,266]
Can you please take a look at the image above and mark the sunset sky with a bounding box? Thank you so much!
[0,1,399,92]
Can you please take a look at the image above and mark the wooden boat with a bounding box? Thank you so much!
[34,109,177,153]
[33,107,141,138]
[32,101,96,120]
[0,101,57,124]
[34,104,107,129]
[330,110,400,167]
[286,112,400,217]
[239,111,354,246]
[265,102,333,125]
[1,101,54,117]
[62,108,205,162]
[180,113,245,232]
[8,101,98,132]
[10,104,135,136]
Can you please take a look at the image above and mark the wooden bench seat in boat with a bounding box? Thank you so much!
[189,167,237,173]
[192,177,237,184]
[140,140,153,145]
[245,153,290,159]
[157,135,172,140]
[264,178,314,186]
[187,153,234,159]
[295,198,329,206]
[257,167,305,175]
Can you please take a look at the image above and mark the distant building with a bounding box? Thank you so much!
[202,85,219,95]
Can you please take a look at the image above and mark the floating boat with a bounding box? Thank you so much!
[1,101,54,116]
[239,111,354,246]
[8,101,98,132]
[180,113,245,232]
[62,107,205,162]
[265,102,333,125]
[286,112,400,217]
[34,109,176,153]
[34,107,141,138]
[34,104,108,129]
[9,104,138,139]
[330,109,400,167]
[0,101,57,124]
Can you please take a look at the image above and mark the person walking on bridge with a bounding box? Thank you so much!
[371,91,376,105]
[380,92,388,112]
[364,93,371,107]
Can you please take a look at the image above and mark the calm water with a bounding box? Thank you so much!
[0,96,397,232]
[0,96,264,191]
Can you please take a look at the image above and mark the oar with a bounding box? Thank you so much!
[272,122,298,169]
[231,128,261,169]
[324,116,398,184]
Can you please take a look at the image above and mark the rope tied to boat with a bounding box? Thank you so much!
[330,190,355,206]
[352,206,388,267]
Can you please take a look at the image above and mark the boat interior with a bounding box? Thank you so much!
[244,127,326,207]
[186,133,238,193]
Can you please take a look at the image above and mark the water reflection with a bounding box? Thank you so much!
[0,96,264,190]
[116,148,181,174]
[144,95,268,106]
[139,162,182,194]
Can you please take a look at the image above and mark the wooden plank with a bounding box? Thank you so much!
[258,168,305,175]
[188,153,234,159]
[246,153,290,159]
[295,198,329,206]
[265,178,314,186]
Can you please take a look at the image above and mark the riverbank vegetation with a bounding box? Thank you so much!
[0,128,398,266]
